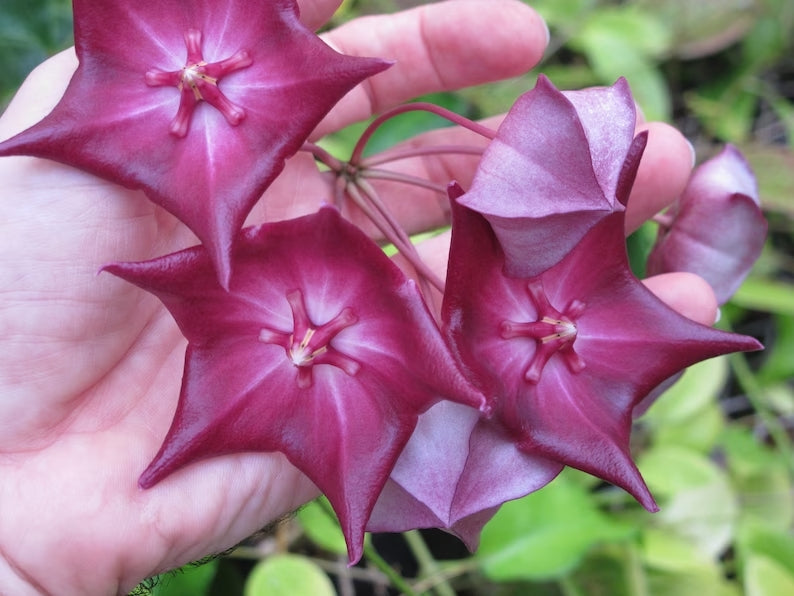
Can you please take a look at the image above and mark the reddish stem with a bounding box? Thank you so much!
[346,180,445,296]
[361,144,485,169]
[349,102,496,165]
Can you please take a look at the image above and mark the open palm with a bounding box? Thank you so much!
[0,1,705,594]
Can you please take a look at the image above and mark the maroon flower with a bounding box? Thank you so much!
[0,0,390,286]
[647,145,767,304]
[103,207,486,563]
[367,400,562,549]
[459,75,647,278]
[444,184,761,510]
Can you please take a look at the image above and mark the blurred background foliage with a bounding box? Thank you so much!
[1,0,792,594]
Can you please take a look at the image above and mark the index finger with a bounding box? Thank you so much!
[315,0,548,136]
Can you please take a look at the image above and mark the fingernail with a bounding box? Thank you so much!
[714,308,722,324]
[542,19,551,47]
[686,139,696,167]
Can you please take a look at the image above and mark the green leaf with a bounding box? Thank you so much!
[730,277,794,317]
[639,446,737,558]
[627,221,657,279]
[570,13,672,121]
[643,357,729,452]
[476,472,634,581]
[569,544,638,596]
[737,518,794,577]
[641,528,740,596]
[572,8,672,58]
[741,15,788,71]
[362,91,471,156]
[297,497,348,556]
[719,427,793,528]
[150,560,218,596]
[244,555,335,596]
[641,529,713,573]
[524,0,599,31]
[646,567,740,596]
[0,0,73,107]
[744,555,794,596]
[634,0,756,59]
[758,315,794,383]
[645,357,729,423]
[687,86,757,144]
[741,144,794,216]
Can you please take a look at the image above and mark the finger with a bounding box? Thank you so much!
[315,0,548,135]
[625,122,695,233]
[0,49,77,141]
[642,272,719,326]
[298,0,343,30]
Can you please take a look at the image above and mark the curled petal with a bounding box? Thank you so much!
[647,145,767,304]
[459,76,643,277]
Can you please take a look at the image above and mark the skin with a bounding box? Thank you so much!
[0,0,716,594]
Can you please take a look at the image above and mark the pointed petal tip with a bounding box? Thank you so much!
[345,542,364,567]
[616,130,649,207]
[741,336,764,353]
[206,237,234,291]
[614,466,658,513]
[137,464,163,490]
[636,488,659,513]
[535,72,553,88]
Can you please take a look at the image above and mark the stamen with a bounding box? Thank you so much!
[145,29,252,137]
[260,290,360,388]
[501,279,586,383]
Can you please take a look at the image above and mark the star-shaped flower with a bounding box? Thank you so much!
[0,0,390,286]
[459,75,647,278]
[444,184,762,510]
[647,145,767,304]
[103,207,486,563]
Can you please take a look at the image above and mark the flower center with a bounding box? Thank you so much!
[258,290,360,389]
[500,279,586,383]
[145,29,252,138]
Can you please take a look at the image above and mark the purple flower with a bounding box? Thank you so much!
[103,207,486,563]
[367,400,562,549]
[0,0,390,286]
[444,184,761,510]
[459,75,647,278]
[647,145,767,304]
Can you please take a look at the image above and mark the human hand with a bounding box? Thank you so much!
[0,0,710,594]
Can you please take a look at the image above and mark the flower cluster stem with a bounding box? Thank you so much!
[362,145,485,169]
[729,350,794,474]
[315,496,418,595]
[345,179,445,300]
[350,102,495,165]
[403,530,457,596]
